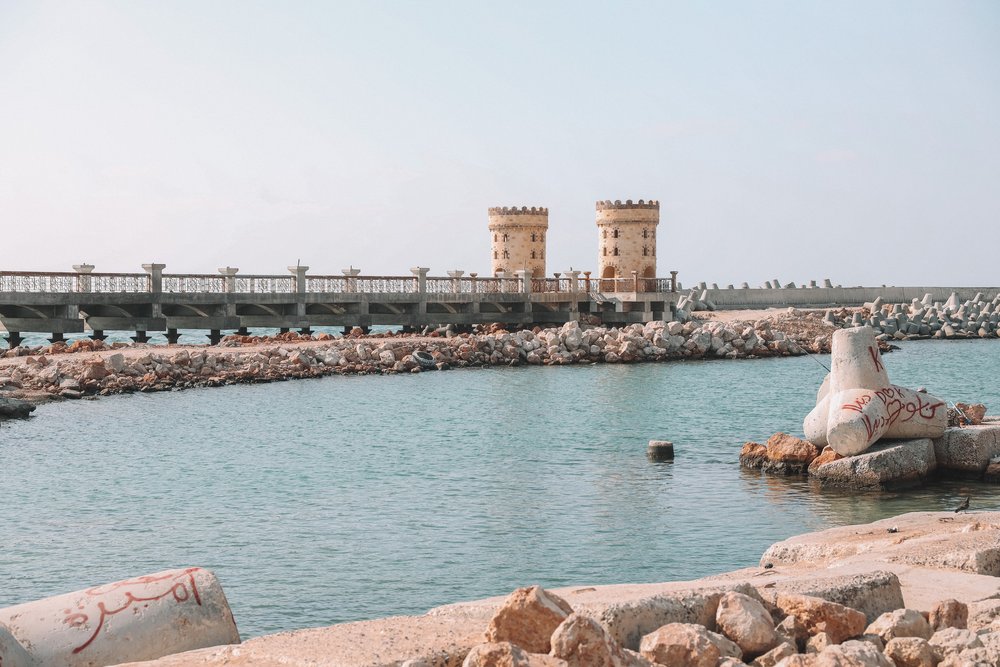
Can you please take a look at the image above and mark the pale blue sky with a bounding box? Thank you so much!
[1,1,997,285]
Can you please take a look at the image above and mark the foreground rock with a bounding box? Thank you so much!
[808,439,937,490]
[638,623,742,667]
[485,586,574,653]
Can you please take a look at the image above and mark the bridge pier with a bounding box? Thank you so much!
[299,326,312,336]
[165,328,181,345]
[208,329,222,345]
[4,331,22,348]
[132,330,151,344]
[48,332,65,344]
[279,327,289,334]
[237,327,249,336]
[90,329,107,342]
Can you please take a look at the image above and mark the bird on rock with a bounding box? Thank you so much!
[955,496,970,513]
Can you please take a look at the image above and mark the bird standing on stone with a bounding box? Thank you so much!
[955,496,970,513]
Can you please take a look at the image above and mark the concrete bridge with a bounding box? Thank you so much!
[0,264,680,346]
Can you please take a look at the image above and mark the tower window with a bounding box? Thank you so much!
[493,233,497,242]
[602,247,607,256]
[531,251,536,259]
[531,233,536,242]
[502,233,509,242]
[602,229,606,239]
[493,251,498,259]
[613,246,619,256]
[503,250,510,259]
[643,228,648,239]
[613,229,619,239]
[643,246,649,257]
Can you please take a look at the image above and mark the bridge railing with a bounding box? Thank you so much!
[0,270,679,295]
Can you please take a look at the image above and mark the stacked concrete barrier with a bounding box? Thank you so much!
[804,327,947,456]
[0,567,240,667]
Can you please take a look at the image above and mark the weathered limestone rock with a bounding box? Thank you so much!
[807,447,843,474]
[814,640,893,666]
[593,583,762,650]
[463,642,567,667]
[776,614,809,650]
[740,442,768,469]
[762,433,820,475]
[638,623,742,667]
[954,402,987,426]
[716,591,780,657]
[808,439,937,490]
[967,599,1000,631]
[771,593,867,644]
[549,614,651,667]
[750,641,796,667]
[485,586,574,654]
[928,599,968,631]
[805,632,832,654]
[0,568,239,667]
[864,609,931,642]
[937,646,994,666]
[0,396,35,419]
[927,627,983,663]
[764,572,904,625]
[932,424,1000,475]
[883,637,934,667]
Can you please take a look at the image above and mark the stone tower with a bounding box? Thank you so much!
[596,199,659,287]
[488,206,548,277]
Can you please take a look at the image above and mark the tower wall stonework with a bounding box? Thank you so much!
[595,199,659,282]
[488,206,548,277]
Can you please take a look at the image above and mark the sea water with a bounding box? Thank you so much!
[1,340,998,637]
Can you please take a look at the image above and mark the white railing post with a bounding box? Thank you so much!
[73,264,95,292]
[447,269,464,293]
[218,267,239,293]
[342,266,361,293]
[410,267,429,294]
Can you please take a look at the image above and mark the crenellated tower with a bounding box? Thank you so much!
[596,199,659,287]
[488,206,548,277]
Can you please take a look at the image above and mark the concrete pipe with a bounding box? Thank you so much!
[0,567,240,667]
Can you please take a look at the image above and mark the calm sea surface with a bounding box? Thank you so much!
[1,340,998,637]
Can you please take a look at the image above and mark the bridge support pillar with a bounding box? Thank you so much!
[90,330,107,341]
[4,332,22,348]
[132,330,150,344]
[299,327,312,336]
[48,332,65,344]
[237,327,249,336]
[279,327,289,334]
[166,328,181,345]
[208,329,222,345]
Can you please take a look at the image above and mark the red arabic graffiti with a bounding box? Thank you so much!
[840,386,945,442]
[62,568,203,654]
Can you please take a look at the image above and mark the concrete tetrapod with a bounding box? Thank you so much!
[803,326,947,456]
[0,567,240,667]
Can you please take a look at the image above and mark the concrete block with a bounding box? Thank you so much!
[933,425,1000,475]
[0,567,240,667]
[810,438,937,489]
[0,622,31,667]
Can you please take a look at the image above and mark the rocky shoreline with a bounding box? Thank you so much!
[112,511,1000,667]
[0,310,889,409]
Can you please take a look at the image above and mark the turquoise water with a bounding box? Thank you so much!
[1,340,998,638]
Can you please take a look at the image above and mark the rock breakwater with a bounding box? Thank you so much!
[0,319,834,401]
[833,292,1000,341]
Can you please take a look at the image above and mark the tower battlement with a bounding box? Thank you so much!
[595,199,659,211]
[488,206,549,216]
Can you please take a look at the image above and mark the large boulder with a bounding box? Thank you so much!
[928,599,968,632]
[762,433,820,475]
[771,593,867,644]
[932,424,1000,475]
[762,572,904,624]
[808,438,937,490]
[812,640,893,666]
[883,637,934,667]
[927,627,982,663]
[485,586,574,654]
[463,642,567,667]
[549,614,651,667]
[715,592,779,657]
[750,641,796,667]
[638,623,742,667]
[863,609,931,642]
